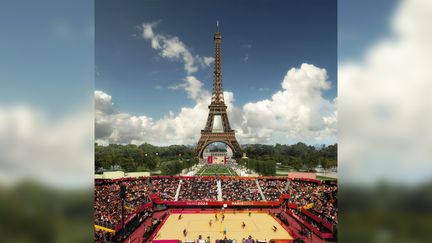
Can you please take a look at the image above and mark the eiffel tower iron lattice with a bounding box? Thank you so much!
[196,24,241,157]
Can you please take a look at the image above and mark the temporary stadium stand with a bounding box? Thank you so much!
[95,176,336,242]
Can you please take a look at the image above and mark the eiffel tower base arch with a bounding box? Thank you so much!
[196,131,241,158]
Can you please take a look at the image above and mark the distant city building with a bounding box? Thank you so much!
[203,146,231,164]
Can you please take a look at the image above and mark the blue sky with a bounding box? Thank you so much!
[0,0,95,187]
[0,0,400,120]
[0,0,400,147]
[0,0,94,117]
[338,0,400,62]
[95,0,337,120]
[6,0,430,185]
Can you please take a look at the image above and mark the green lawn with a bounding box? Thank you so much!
[276,172,289,176]
[316,175,337,181]
[196,164,238,176]
[276,165,291,176]
[150,170,162,175]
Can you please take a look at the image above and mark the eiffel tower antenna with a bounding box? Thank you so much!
[196,25,240,158]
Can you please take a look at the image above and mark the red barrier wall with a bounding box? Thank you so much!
[301,208,333,230]
[164,200,280,207]
[150,193,289,207]
[115,202,152,232]
[285,210,334,239]
[288,172,316,180]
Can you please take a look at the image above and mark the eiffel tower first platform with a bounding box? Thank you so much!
[196,23,241,157]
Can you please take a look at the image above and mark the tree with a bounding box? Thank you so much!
[95,144,113,170]
[322,159,337,170]
[233,150,243,159]
[142,155,157,171]
[159,162,171,175]
[118,157,136,172]
[95,142,337,173]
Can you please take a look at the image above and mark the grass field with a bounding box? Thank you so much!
[276,165,291,176]
[316,175,337,181]
[153,212,292,242]
[196,164,238,176]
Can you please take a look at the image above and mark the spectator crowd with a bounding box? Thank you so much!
[178,177,218,201]
[94,228,114,243]
[258,179,287,201]
[221,178,262,201]
[152,177,179,201]
[94,179,151,230]
[288,180,337,224]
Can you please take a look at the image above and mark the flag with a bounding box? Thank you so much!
[303,203,314,210]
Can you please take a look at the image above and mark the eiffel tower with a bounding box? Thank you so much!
[196,22,241,157]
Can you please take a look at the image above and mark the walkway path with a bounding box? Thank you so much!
[174,180,182,201]
[255,179,267,201]
[217,179,222,201]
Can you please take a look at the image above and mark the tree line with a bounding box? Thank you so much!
[95,142,337,175]
[95,143,197,173]
[234,142,337,171]
[237,159,277,176]
[159,159,199,176]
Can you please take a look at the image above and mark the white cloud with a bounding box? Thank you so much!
[141,22,213,74]
[241,44,252,63]
[241,44,252,49]
[0,106,93,188]
[243,54,249,63]
[96,63,336,146]
[142,21,157,39]
[168,76,208,100]
[95,90,114,114]
[240,63,336,144]
[203,57,215,66]
[96,75,212,146]
[95,90,208,146]
[339,0,432,184]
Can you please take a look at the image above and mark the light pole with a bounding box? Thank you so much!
[120,183,126,240]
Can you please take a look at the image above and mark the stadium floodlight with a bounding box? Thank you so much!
[120,183,126,240]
